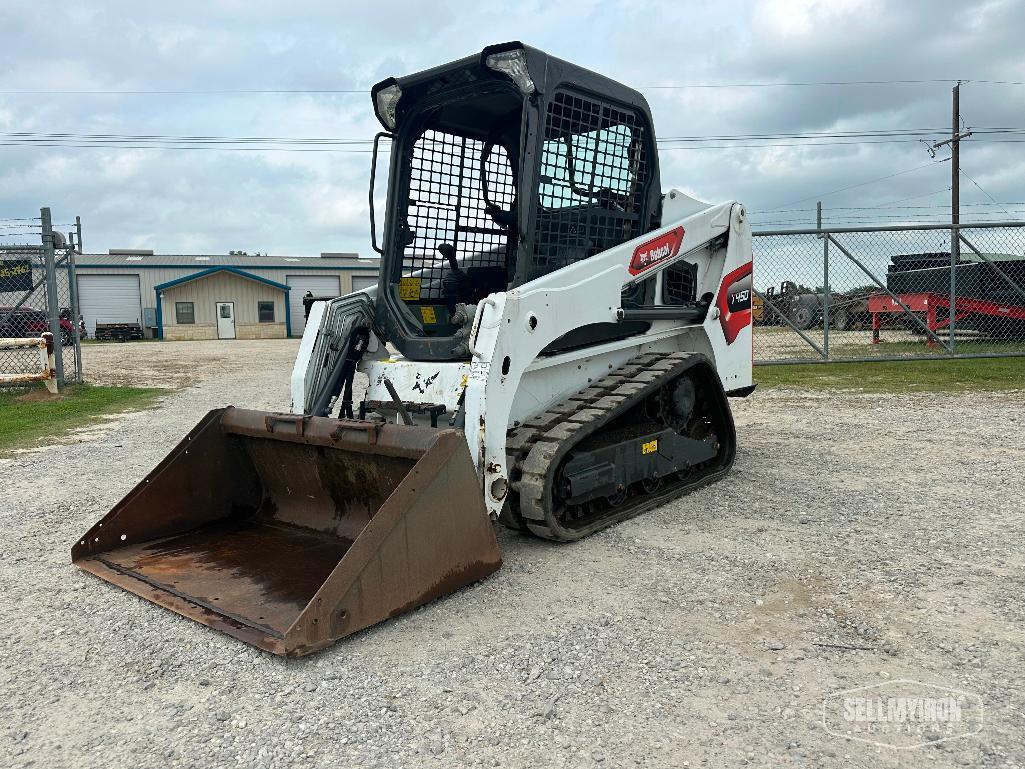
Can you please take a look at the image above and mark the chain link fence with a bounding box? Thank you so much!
[752,222,1025,363]
[0,208,83,387]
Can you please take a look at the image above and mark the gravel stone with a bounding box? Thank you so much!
[0,340,1020,769]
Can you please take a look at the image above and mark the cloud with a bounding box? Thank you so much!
[0,0,1021,253]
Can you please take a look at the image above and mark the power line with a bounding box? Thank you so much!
[0,141,376,153]
[0,126,1021,155]
[0,88,370,95]
[0,126,1020,145]
[0,138,1006,154]
[5,77,1021,96]
[0,127,984,145]
[659,127,954,140]
[3,126,1020,143]
[0,130,373,145]
[657,138,1015,150]
[769,158,951,208]
[853,187,952,209]
[959,167,1020,221]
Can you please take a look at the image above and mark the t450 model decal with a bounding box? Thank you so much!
[629,226,685,275]
[717,261,753,345]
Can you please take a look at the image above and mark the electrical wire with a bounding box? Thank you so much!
[0,126,1020,155]
[5,77,1023,96]
[959,167,1020,221]
[2,127,1020,145]
[771,158,951,208]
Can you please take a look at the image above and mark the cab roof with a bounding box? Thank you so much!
[371,42,656,134]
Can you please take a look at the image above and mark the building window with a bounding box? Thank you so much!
[175,302,195,324]
[258,301,275,323]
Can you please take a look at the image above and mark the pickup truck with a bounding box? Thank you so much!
[0,307,77,346]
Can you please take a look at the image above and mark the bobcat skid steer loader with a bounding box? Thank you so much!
[73,42,754,656]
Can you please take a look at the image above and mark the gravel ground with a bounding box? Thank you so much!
[2,339,1023,769]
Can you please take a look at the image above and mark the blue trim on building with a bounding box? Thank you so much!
[152,266,291,293]
[79,263,376,271]
[153,266,293,340]
[156,291,164,339]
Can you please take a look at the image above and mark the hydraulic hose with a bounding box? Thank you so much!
[310,325,370,418]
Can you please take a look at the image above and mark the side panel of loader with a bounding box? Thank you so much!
[72,408,501,656]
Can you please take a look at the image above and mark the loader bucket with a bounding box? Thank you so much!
[71,408,501,656]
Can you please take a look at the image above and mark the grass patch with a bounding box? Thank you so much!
[755,356,1025,393]
[0,383,165,454]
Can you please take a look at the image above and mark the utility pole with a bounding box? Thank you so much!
[930,81,972,351]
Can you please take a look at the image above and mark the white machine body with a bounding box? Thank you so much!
[292,191,753,520]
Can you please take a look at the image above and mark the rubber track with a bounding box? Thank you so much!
[507,352,735,541]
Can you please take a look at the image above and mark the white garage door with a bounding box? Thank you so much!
[351,274,378,292]
[287,275,340,336]
[78,274,142,336]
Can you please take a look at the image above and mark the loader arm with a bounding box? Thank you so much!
[460,196,752,519]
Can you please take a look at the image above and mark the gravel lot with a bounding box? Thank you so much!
[2,339,1023,768]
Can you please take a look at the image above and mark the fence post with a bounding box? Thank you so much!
[949,224,957,353]
[819,202,829,359]
[68,223,84,383]
[41,207,65,387]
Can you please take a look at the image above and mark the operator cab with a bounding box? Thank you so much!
[370,42,662,361]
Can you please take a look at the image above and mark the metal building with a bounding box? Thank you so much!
[75,251,379,339]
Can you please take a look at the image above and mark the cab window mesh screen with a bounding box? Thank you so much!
[400,130,515,300]
[532,91,649,281]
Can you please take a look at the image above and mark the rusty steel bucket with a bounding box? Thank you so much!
[72,408,502,656]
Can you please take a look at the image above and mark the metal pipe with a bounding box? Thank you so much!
[40,208,65,386]
[819,201,829,358]
[949,83,960,353]
[756,350,1024,366]
[383,377,414,425]
[67,227,83,383]
[752,221,1025,236]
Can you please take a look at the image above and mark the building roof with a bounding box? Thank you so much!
[77,252,379,270]
[153,266,290,293]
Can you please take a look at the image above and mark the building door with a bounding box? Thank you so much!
[351,274,378,292]
[77,274,142,336]
[216,302,236,339]
[286,275,340,336]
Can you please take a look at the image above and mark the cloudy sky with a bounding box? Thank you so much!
[1,0,1022,255]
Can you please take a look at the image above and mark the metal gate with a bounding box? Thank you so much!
[0,208,84,387]
[752,221,1025,364]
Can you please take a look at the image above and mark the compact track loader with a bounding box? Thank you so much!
[73,42,754,656]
